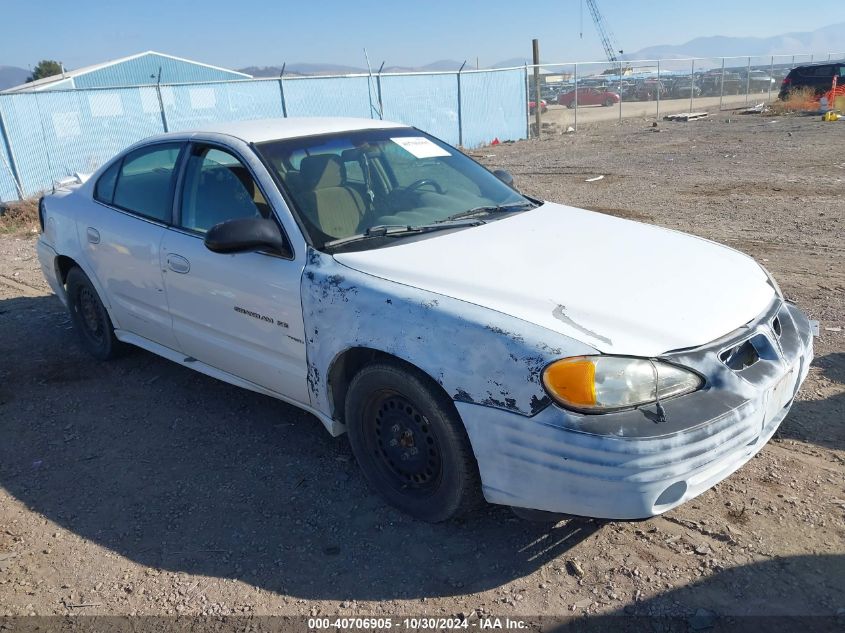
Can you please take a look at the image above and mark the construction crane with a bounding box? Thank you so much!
[581,0,623,64]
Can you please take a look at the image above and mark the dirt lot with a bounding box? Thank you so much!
[1,109,843,626]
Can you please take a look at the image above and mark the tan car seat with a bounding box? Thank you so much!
[300,155,366,238]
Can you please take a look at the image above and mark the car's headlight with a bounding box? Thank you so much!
[542,356,703,413]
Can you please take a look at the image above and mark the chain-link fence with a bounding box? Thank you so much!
[0,68,528,201]
[530,52,845,132]
[1,51,843,201]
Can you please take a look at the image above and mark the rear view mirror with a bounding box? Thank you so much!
[493,169,515,188]
[204,217,291,257]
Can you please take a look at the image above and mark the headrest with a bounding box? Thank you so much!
[301,154,344,189]
[340,148,362,163]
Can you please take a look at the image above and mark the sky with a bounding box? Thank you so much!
[1,0,840,70]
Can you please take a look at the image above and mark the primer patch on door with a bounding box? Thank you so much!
[390,137,451,158]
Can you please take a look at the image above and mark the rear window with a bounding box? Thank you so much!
[94,160,120,204]
[111,143,182,222]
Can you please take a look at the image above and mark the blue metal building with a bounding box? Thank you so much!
[3,51,251,92]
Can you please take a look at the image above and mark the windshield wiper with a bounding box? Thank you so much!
[439,201,538,223]
[323,220,484,249]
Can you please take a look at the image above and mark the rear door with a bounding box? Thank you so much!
[84,142,183,349]
[160,142,309,404]
[808,65,835,93]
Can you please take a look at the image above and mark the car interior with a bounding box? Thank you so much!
[180,148,270,233]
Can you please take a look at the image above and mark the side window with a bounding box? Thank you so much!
[813,65,834,77]
[112,143,181,222]
[180,146,269,233]
[94,160,120,204]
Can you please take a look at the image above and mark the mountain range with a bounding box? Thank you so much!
[241,23,842,76]
[240,59,473,77]
[624,22,844,59]
[0,66,29,90]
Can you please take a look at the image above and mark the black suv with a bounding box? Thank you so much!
[779,62,844,99]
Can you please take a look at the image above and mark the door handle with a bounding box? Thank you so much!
[86,227,100,244]
[166,254,190,274]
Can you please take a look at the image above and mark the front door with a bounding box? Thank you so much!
[160,143,309,404]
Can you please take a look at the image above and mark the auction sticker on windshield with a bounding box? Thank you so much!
[391,136,451,158]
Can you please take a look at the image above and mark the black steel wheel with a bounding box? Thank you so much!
[345,361,481,522]
[66,266,123,360]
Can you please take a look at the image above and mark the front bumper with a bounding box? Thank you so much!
[460,300,814,519]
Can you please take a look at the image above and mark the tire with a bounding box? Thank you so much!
[345,360,482,522]
[65,267,123,360]
[603,98,615,107]
[566,102,575,109]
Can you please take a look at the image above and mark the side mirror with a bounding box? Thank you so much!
[204,217,291,257]
[493,169,515,188]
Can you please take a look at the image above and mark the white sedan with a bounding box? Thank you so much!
[36,117,814,522]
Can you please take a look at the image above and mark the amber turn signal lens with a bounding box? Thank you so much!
[542,357,596,407]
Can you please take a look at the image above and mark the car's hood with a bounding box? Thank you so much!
[333,202,775,356]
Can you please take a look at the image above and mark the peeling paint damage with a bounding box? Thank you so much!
[301,248,597,420]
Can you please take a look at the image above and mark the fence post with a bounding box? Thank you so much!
[32,92,55,189]
[745,57,751,105]
[278,64,288,117]
[155,68,169,133]
[523,64,530,140]
[532,39,541,140]
[656,59,660,120]
[376,61,385,120]
[0,101,25,200]
[574,63,578,132]
[364,48,377,119]
[456,61,466,147]
[689,58,695,112]
[768,56,774,102]
[618,59,623,124]
[719,57,725,110]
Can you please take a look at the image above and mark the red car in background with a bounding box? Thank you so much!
[528,99,548,115]
[558,88,620,107]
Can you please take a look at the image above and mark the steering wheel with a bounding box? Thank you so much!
[405,179,444,194]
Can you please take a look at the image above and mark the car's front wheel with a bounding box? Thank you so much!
[65,266,123,360]
[345,360,481,522]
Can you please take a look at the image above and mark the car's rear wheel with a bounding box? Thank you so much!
[66,267,123,360]
[345,361,481,522]
[603,98,615,107]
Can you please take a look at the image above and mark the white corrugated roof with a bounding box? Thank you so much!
[2,51,251,93]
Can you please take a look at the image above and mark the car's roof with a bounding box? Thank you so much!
[180,117,409,144]
[789,61,842,70]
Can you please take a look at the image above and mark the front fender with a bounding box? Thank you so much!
[301,248,597,421]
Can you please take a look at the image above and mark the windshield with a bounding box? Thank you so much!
[256,128,532,250]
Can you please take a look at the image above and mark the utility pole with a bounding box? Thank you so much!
[532,38,541,140]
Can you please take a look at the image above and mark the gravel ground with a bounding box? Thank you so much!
[0,108,843,624]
